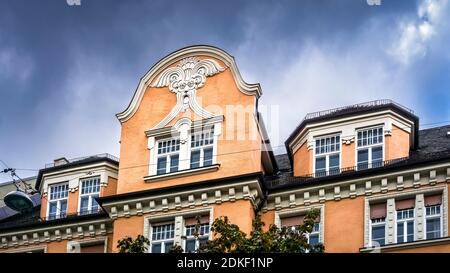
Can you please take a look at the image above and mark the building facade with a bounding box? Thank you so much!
[0,45,449,253]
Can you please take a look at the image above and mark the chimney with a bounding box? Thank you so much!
[53,157,69,166]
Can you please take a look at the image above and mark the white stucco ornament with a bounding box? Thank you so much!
[150,57,225,129]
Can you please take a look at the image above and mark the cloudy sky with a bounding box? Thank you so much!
[0,0,449,182]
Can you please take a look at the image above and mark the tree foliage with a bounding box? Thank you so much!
[199,208,324,253]
[117,209,324,253]
[117,235,150,253]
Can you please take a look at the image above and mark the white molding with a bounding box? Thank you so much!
[116,45,262,123]
[144,164,220,182]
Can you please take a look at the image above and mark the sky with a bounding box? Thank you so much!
[0,0,449,182]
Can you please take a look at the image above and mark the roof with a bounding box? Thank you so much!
[284,100,420,166]
[269,124,450,190]
[35,153,119,191]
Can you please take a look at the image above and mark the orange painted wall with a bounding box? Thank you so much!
[259,210,275,232]
[40,195,48,218]
[213,199,255,235]
[117,56,262,194]
[67,190,79,215]
[102,177,118,197]
[341,142,355,169]
[385,124,410,160]
[46,240,68,253]
[111,216,145,253]
[324,197,365,253]
[293,142,312,176]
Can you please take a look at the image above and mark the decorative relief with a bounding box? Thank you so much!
[341,137,355,145]
[151,57,225,129]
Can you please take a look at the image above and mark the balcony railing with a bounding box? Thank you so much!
[44,153,119,168]
[266,157,409,188]
[303,99,415,121]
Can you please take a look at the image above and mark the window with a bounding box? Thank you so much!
[156,138,180,175]
[150,223,175,253]
[190,129,214,169]
[184,217,210,253]
[79,176,101,215]
[396,209,414,243]
[370,203,386,246]
[357,127,383,170]
[280,214,321,246]
[48,183,69,220]
[314,135,340,177]
[425,195,442,240]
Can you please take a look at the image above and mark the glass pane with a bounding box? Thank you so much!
[157,157,167,175]
[185,239,197,253]
[357,149,369,170]
[329,154,340,175]
[397,223,404,243]
[309,234,319,246]
[372,225,385,246]
[60,200,67,218]
[170,154,179,173]
[315,157,326,177]
[371,146,383,168]
[426,218,441,239]
[49,202,57,219]
[203,147,213,166]
[80,196,89,214]
[165,241,174,253]
[151,243,162,253]
[407,221,414,242]
[190,150,200,169]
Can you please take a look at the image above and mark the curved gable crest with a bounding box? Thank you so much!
[116,45,262,124]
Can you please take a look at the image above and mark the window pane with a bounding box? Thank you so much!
[372,146,383,167]
[372,225,385,246]
[397,223,404,243]
[315,157,326,177]
[157,157,167,175]
[185,239,197,253]
[190,150,200,169]
[426,218,441,239]
[151,243,161,253]
[170,154,179,173]
[329,154,340,175]
[203,147,213,166]
[80,196,89,214]
[407,221,414,242]
[165,241,174,253]
[358,149,369,170]
[49,202,57,219]
[60,200,67,218]
[309,234,319,246]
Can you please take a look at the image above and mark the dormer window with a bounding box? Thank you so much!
[314,134,340,177]
[156,138,181,175]
[79,176,101,215]
[357,127,383,170]
[47,182,69,220]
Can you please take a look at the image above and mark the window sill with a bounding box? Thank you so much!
[144,164,220,182]
[360,236,450,253]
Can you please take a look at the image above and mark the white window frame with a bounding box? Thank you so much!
[425,204,443,240]
[307,222,320,245]
[370,218,386,247]
[183,222,210,253]
[47,182,69,220]
[189,128,215,169]
[78,176,101,215]
[395,208,415,243]
[155,137,181,175]
[356,126,384,170]
[313,134,341,177]
[149,222,175,253]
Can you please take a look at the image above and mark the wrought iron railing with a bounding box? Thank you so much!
[45,153,119,168]
[303,99,414,121]
[266,157,409,188]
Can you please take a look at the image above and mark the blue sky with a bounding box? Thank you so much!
[0,0,449,182]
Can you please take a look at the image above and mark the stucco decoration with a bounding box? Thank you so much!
[150,57,225,129]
